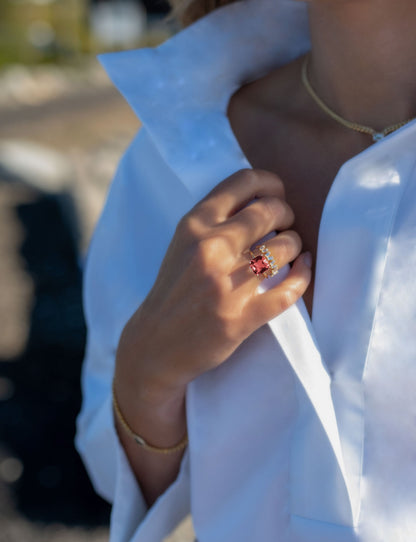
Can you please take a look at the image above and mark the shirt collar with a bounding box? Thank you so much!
[97,0,310,198]
[97,5,416,524]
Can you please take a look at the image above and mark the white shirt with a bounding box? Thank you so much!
[75,0,416,540]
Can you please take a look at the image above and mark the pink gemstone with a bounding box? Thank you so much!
[250,255,270,275]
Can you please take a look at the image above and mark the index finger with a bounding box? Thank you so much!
[196,169,286,224]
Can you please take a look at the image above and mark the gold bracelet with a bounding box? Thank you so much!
[112,379,188,455]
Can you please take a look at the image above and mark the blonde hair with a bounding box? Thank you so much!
[168,0,240,27]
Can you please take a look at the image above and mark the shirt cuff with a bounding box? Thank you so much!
[110,436,190,542]
[76,392,191,542]
[108,396,191,542]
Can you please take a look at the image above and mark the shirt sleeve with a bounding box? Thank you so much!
[75,128,191,542]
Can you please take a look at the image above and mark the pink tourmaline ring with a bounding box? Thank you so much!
[249,244,279,279]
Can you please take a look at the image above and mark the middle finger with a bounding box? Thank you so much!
[218,196,295,255]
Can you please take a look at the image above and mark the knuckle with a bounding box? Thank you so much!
[262,196,285,223]
[176,213,201,240]
[278,277,308,312]
[276,238,292,262]
[274,176,285,198]
[284,204,296,226]
[275,204,295,229]
[233,168,286,198]
[192,236,226,272]
[289,230,303,247]
[278,231,302,260]
[239,168,260,187]
[255,168,286,197]
[194,197,218,223]
[279,288,298,313]
[197,236,218,258]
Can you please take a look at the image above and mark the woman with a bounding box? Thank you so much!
[76,0,416,540]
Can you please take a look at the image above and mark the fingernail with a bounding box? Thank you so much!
[303,251,313,268]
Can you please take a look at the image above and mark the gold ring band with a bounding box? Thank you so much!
[249,244,279,279]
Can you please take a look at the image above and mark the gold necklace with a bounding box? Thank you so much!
[301,55,415,143]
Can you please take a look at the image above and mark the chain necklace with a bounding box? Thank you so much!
[301,55,416,142]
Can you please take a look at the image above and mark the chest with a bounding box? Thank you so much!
[189,110,416,536]
[227,104,372,315]
[251,146,344,316]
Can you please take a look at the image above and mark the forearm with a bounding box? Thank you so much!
[113,367,187,507]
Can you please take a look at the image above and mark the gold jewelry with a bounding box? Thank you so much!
[249,244,279,278]
[112,380,188,454]
[301,54,416,142]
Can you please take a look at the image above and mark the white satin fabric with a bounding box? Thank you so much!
[75,0,416,540]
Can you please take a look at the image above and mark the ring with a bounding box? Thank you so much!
[249,244,279,279]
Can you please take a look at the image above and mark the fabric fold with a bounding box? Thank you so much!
[310,124,416,524]
[258,270,353,525]
[96,0,310,200]
[83,0,416,534]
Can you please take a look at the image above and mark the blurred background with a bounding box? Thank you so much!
[0,1,192,540]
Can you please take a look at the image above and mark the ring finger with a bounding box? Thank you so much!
[245,229,303,281]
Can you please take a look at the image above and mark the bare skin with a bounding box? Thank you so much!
[114,0,416,508]
[227,56,373,315]
[114,169,311,504]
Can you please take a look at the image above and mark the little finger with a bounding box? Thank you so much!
[247,252,313,326]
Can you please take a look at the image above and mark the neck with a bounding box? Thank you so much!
[307,1,416,130]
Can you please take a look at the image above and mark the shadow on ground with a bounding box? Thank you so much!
[0,184,110,526]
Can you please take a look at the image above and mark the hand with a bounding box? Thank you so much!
[115,168,312,406]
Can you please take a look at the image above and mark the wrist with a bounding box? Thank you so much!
[112,379,188,453]
[115,312,191,411]
[115,367,186,416]
[113,351,188,449]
